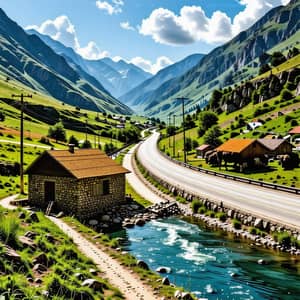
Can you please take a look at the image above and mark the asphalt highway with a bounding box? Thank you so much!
[137,132,300,229]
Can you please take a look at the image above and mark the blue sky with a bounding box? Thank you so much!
[0,0,289,74]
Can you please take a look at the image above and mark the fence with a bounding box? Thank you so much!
[159,149,300,195]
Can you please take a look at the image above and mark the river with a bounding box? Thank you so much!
[114,217,300,300]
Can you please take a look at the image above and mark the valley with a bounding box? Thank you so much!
[0,1,299,299]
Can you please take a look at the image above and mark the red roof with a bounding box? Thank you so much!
[289,126,300,134]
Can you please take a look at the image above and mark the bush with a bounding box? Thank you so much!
[280,89,293,101]
[216,212,226,222]
[198,206,207,214]
[230,131,239,138]
[191,200,202,213]
[291,119,298,127]
[273,232,291,247]
[232,219,242,229]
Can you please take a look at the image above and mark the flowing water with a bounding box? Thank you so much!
[115,217,300,300]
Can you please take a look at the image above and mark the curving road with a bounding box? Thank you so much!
[137,132,300,230]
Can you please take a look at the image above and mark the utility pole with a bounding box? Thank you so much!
[12,93,32,194]
[176,97,189,164]
[168,115,171,148]
[173,114,176,158]
[85,119,88,142]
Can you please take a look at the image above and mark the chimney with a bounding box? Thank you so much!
[68,144,75,153]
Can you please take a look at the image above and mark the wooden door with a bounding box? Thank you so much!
[44,181,55,202]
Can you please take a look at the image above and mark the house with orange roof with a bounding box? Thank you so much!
[216,139,269,159]
[26,146,130,218]
[216,139,270,171]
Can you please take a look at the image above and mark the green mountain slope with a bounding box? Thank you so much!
[119,54,204,112]
[27,29,152,98]
[0,8,132,115]
[137,0,300,119]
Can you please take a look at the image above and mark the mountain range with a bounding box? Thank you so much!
[0,0,299,119]
[125,0,300,118]
[0,8,132,115]
[119,53,204,113]
[27,29,151,98]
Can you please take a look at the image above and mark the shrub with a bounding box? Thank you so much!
[232,219,242,229]
[249,227,259,235]
[291,119,298,127]
[198,206,207,214]
[280,89,293,101]
[273,232,291,247]
[191,199,202,213]
[230,131,239,138]
[216,212,226,222]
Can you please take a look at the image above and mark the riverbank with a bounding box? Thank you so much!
[131,145,300,256]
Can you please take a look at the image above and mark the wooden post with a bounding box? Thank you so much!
[12,93,32,194]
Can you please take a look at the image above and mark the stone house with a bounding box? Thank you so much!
[26,147,130,218]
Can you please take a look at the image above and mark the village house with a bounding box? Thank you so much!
[26,146,130,218]
[258,139,293,156]
[196,144,213,158]
[216,138,270,171]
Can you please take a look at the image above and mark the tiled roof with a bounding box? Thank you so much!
[47,149,129,179]
[289,126,300,134]
[216,139,255,153]
[258,139,287,151]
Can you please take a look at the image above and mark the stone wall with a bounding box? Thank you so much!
[28,174,78,213]
[77,174,126,218]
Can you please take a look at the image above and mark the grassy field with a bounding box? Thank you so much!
[0,207,123,299]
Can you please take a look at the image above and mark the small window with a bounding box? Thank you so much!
[102,179,110,195]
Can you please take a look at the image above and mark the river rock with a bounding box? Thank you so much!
[89,219,98,226]
[181,292,193,300]
[156,266,171,274]
[101,215,110,222]
[137,260,149,270]
[162,277,170,285]
[174,290,182,299]
[135,218,145,226]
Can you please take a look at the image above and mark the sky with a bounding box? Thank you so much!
[0,0,290,74]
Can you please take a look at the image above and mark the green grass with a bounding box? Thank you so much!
[0,209,123,299]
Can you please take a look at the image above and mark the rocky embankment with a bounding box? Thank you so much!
[85,200,181,231]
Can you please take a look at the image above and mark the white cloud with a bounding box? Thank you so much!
[77,41,109,60]
[120,21,135,31]
[27,16,109,60]
[139,0,290,45]
[96,0,123,15]
[130,56,173,74]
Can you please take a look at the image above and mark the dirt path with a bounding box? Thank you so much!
[0,195,159,300]
[49,217,159,300]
